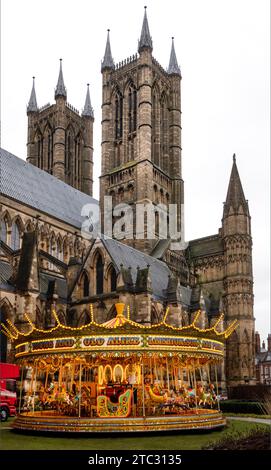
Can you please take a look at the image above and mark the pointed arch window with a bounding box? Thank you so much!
[56,238,63,261]
[34,131,43,169]
[152,88,160,166]
[151,307,160,324]
[49,236,56,257]
[47,129,53,174]
[82,272,89,297]
[83,310,90,325]
[65,127,74,184]
[11,221,20,250]
[96,254,104,295]
[160,94,169,171]
[109,266,117,292]
[63,238,69,264]
[74,133,83,189]
[25,221,33,232]
[115,91,123,140]
[67,309,76,327]
[128,84,137,134]
[155,211,160,237]
[48,235,57,270]
[0,219,7,244]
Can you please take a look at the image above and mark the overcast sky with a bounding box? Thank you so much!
[1,0,270,341]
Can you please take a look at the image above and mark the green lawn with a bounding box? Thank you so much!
[0,420,269,450]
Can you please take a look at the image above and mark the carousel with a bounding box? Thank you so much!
[1,303,238,433]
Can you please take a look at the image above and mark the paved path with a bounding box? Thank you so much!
[227,416,271,425]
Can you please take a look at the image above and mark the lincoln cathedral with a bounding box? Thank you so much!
[0,8,255,388]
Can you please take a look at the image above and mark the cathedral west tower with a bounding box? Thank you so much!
[26,61,94,195]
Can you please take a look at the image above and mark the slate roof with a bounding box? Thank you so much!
[150,238,171,259]
[0,147,98,229]
[39,272,68,301]
[0,260,12,284]
[256,351,271,364]
[0,256,68,300]
[102,237,170,301]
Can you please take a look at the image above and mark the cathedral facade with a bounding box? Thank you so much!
[0,8,255,388]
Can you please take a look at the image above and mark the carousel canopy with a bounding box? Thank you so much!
[1,303,238,363]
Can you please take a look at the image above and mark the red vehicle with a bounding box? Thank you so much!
[0,362,20,421]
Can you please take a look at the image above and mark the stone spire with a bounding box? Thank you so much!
[101,29,114,71]
[168,37,181,76]
[55,59,67,99]
[138,6,153,53]
[27,77,38,113]
[82,84,94,118]
[223,154,249,217]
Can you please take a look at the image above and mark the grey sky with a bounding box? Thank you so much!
[1,0,270,341]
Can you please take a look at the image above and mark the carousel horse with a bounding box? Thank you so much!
[194,383,217,408]
[196,385,211,406]
[145,385,168,403]
[24,394,35,410]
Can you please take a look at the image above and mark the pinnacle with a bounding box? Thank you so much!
[82,84,94,118]
[101,30,114,71]
[55,59,67,99]
[138,6,153,52]
[27,77,38,113]
[168,37,181,76]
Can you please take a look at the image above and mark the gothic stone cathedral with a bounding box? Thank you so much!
[0,8,255,388]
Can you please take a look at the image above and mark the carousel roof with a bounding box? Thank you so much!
[1,303,238,344]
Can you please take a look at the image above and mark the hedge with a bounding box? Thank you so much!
[219,400,265,414]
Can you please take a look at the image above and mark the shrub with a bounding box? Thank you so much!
[219,400,265,414]
[202,426,270,450]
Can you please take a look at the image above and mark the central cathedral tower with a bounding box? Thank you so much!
[100,7,184,252]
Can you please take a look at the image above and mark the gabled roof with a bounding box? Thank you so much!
[102,237,171,300]
[256,350,271,364]
[0,148,98,228]
[39,272,68,302]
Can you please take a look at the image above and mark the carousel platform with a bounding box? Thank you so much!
[12,410,225,433]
